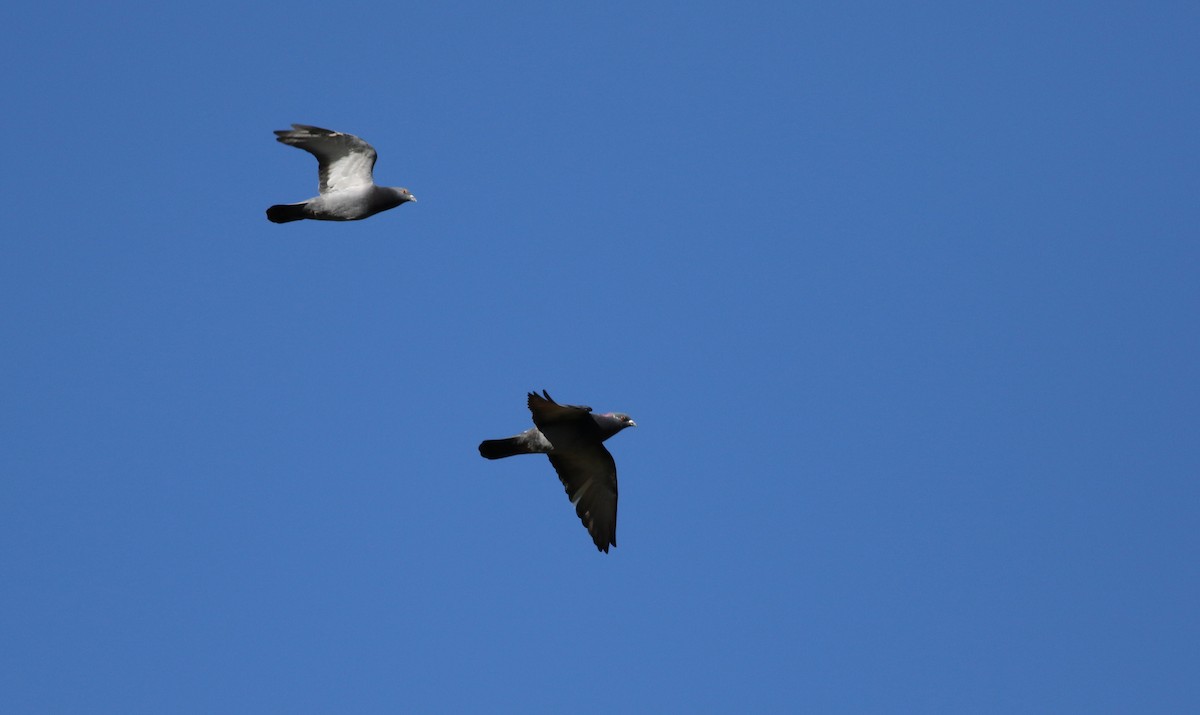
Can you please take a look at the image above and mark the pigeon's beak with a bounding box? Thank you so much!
[628,420,637,427]
[408,196,418,203]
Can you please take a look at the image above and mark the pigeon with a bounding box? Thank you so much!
[479,390,636,553]
[266,124,416,223]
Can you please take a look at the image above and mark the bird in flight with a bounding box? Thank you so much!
[266,124,416,223]
[479,391,637,553]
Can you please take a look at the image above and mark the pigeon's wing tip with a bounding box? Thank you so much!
[275,124,335,138]
[528,390,554,405]
[296,123,337,135]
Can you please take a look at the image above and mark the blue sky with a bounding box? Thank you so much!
[2,1,1197,712]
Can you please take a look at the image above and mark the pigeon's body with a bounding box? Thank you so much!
[479,391,636,553]
[266,124,416,223]
[267,185,412,223]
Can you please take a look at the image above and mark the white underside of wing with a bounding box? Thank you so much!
[321,152,376,194]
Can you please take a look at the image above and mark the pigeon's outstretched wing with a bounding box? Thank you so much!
[548,447,619,553]
[274,124,378,194]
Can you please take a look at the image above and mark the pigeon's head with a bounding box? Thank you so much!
[596,412,637,438]
[394,187,417,204]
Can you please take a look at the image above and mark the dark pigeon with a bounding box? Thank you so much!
[479,391,637,553]
[266,124,416,223]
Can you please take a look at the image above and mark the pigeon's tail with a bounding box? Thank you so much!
[266,203,307,223]
[478,438,531,460]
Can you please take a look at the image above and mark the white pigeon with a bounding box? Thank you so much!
[266,124,416,223]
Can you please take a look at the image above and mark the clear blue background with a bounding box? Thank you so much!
[3,1,1197,712]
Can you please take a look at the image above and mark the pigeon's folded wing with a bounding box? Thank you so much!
[527,390,592,428]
